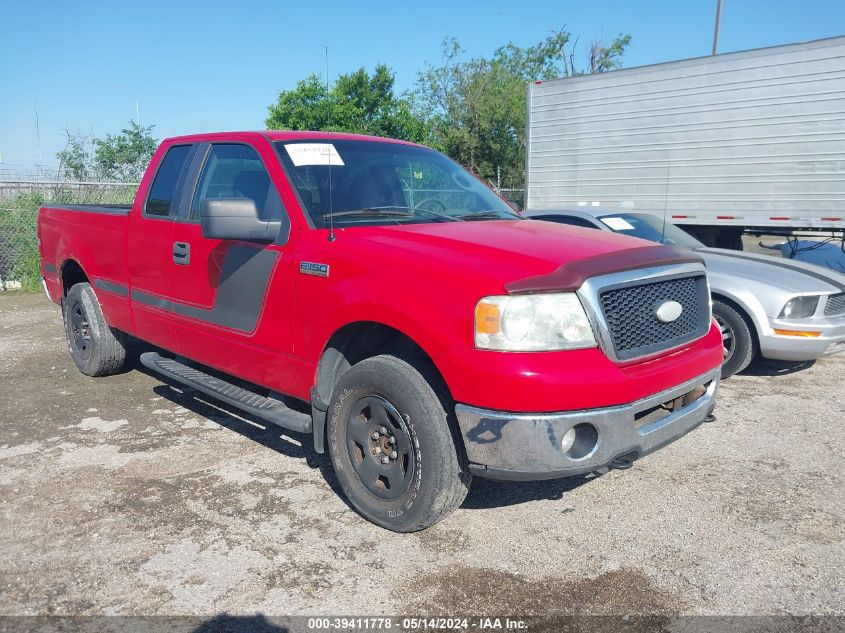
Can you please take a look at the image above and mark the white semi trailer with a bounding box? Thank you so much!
[525,36,845,249]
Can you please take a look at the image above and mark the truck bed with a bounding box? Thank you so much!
[38,203,133,334]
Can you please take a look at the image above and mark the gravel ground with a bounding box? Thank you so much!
[0,292,842,626]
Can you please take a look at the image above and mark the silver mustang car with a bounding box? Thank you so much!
[527,209,845,378]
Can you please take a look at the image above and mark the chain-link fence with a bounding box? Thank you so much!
[496,188,525,209]
[0,181,138,291]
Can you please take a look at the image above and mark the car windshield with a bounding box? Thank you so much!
[274,140,519,227]
[597,213,704,248]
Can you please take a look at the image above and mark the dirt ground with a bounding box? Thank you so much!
[0,292,843,625]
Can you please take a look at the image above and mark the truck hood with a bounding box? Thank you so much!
[346,220,701,291]
[698,247,845,294]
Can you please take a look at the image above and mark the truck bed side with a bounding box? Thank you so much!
[39,204,135,335]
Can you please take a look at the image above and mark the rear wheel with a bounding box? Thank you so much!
[712,300,756,378]
[326,354,471,531]
[63,282,127,377]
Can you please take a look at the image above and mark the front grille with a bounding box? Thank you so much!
[824,292,845,316]
[599,275,711,361]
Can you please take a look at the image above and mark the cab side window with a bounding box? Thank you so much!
[190,144,284,221]
[145,144,192,216]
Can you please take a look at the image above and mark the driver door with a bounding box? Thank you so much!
[168,141,297,389]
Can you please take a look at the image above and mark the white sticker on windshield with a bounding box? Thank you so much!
[601,216,635,231]
[284,143,345,167]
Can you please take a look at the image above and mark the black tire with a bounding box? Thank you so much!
[326,354,471,532]
[712,300,756,379]
[63,282,127,377]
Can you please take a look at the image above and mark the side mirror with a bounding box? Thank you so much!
[200,198,281,242]
[506,200,521,214]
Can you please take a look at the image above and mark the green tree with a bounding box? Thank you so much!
[57,129,96,181]
[589,35,632,73]
[266,65,431,144]
[94,120,158,182]
[266,74,341,131]
[414,30,631,189]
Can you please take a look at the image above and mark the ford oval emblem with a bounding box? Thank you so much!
[656,300,683,323]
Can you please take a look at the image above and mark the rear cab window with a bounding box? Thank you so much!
[144,144,192,217]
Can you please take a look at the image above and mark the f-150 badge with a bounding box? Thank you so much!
[300,261,329,277]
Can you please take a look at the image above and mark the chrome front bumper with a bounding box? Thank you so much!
[455,367,721,481]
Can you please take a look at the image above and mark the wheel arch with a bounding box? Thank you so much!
[315,320,448,408]
[312,320,464,459]
[711,291,760,352]
[60,258,89,298]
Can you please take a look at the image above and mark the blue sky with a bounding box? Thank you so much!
[2,0,843,168]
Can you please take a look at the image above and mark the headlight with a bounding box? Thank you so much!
[778,295,820,319]
[474,293,597,351]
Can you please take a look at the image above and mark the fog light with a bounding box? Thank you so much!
[561,427,577,453]
[562,423,599,460]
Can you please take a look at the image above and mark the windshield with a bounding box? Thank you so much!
[597,213,704,249]
[274,140,519,227]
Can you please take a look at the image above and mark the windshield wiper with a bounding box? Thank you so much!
[452,210,516,221]
[323,205,459,222]
[371,205,461,222]
[322,208,414,220]
[406,206,461,221]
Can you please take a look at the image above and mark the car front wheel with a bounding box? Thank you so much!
[712,300,756,378]
[326,354,471,531]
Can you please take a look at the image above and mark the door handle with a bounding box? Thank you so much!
[173,241,190,265]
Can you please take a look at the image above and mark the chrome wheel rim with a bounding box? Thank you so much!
[715,314,735,363]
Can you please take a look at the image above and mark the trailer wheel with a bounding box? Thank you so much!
[326,354,471,532]
[712,300,756,378]
[63,282,127,377]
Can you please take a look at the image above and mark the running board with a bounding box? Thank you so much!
[140,352,312,434]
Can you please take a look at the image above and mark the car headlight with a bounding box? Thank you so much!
[778,295,820,319]
[474,293,597,351]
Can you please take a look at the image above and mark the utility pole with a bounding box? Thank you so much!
[712,0,724,55]
[136,101,141,126]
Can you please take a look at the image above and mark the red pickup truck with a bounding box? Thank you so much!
[39,131,723,531]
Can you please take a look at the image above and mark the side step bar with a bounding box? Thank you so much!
[140,352,312,434]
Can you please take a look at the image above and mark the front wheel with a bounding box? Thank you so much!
[712,300,756,378]
[326,354,471,531]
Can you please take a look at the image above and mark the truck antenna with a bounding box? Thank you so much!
[326,45,336,243]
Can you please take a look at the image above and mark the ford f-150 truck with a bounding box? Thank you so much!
[38,131,723,531]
